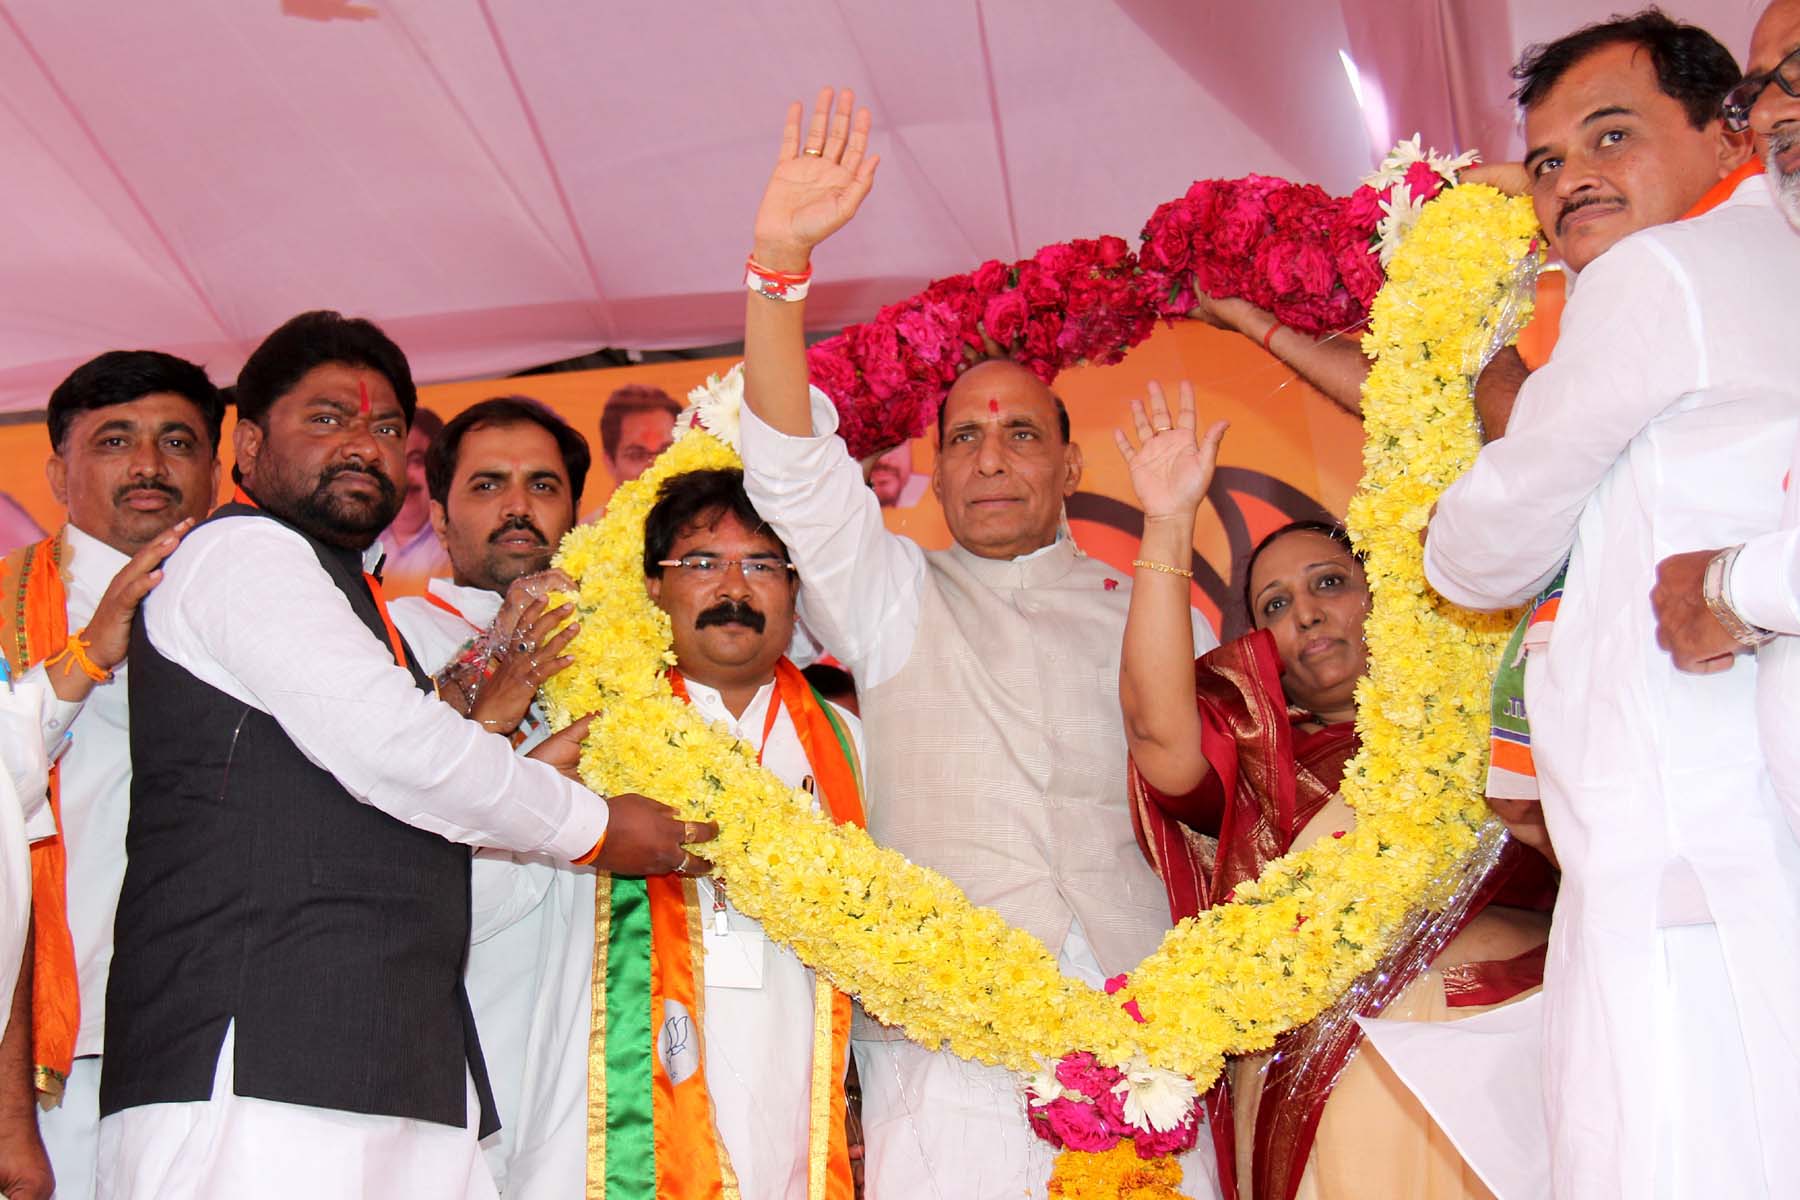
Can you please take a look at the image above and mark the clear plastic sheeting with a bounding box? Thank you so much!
[1243,819,1515,1163]
[1466,250,1544,397]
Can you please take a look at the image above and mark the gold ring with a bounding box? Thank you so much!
[677,851,691,875]
[803,147,824,156]
[1152,423,1172,433]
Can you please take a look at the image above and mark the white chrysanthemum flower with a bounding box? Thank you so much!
[683,362,746,451]
[1429,148,1481,184]
[1024,1063,1078,1107]
[1111,1057,1199,1133]
[1374,181,1430,266]
[1362,133,1427,190]
[1364,136,1479,193]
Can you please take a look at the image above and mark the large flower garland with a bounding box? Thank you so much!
[809,138,1473,457]
[542,180,1539,1190]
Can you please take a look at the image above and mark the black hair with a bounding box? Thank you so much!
[234,310,418,427]
[425,396,591,510]
[47,350,224,455]
[1241,520,1362,625]
[934,360,1072,446]
[600,384,682,463]
[802,662,857,708]
[1511,7,1742,130]
[643,468,789,577]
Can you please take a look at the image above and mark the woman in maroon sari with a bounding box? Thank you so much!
[1115,382,1551,1200]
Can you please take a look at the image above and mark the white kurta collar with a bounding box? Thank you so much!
[680,675,777,734]
[425,577,503,629]
[62,523,131,595]
[946,534,1079,591]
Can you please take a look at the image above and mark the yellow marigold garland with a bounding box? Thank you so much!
[542,183,1540,1093]
[1047,1140,1187,1199]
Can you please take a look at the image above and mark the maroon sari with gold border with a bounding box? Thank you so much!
[1129,629,1549,1200]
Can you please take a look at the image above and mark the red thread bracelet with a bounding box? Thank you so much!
[746,255,813,284]
[1261,321,1282,353]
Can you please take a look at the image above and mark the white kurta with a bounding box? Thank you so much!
[1425,174,1800,1199]
[16,525,136,1200]
[499,678,863,1200]
[1728,430,1800,834]
[0,678,51,1049]
[739,394,1220,1200]
[390,577,559,1194]
[96,516,609,1200]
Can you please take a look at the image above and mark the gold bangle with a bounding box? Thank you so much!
[1132,558,1193,578]
[46,627,113,684]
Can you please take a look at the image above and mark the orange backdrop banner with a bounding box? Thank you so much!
[0,321,1361,637]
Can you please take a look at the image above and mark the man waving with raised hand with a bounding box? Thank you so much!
[738,90,1220,1200]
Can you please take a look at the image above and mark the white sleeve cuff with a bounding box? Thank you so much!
[738,386,842,451]
[1730,528,1800,635]
[22,664,82,760]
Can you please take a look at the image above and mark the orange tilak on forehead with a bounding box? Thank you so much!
[358,377,370,415]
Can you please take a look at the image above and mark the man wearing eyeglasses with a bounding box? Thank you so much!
[1424,9,1800,1197]
[499,465,866,1199]
[1735,2,1800,226]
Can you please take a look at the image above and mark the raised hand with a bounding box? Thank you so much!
[751,87,880,273]
[1113,381,1228,521]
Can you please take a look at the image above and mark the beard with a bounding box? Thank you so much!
[478,516,554,590]
[1767,129,1800,232]
[262,459,402,549]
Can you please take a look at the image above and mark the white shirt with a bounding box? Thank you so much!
[738,390,1212,981]
[0,678,50,1046]
[144,514,606,861]
[21,524,132,1058]
[503,675,863,1200]
[1731,429,1800,839]
[1424,174,1800,1198]
[389,577,559,1194]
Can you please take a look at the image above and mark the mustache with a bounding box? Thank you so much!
[113,479,180,506]
[317,461,397,501]
[489,515,548,546]
[1555,193,1622,236]
[695,600,766,633]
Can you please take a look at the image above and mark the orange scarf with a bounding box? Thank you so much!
[0,531,81,1105]
[592,658,861,1200]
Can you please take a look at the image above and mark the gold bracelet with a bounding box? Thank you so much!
[1132,558,1193,578]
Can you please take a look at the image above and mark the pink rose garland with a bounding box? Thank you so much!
[808,167,1453,459]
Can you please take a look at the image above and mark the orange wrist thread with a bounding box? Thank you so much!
[46,628,113,684]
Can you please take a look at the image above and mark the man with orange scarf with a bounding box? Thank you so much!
[0,350,224,1200]
[500,466,865,1200]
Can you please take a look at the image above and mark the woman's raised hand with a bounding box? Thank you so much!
[1114,381,1228,521]
[751,87,880,273]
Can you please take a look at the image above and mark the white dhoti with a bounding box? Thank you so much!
[1651,924,1765,1200]
[95,1025,496,1200]
[40,1055,102,1199]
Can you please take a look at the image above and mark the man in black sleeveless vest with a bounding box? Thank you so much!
[94,311,716,1200]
